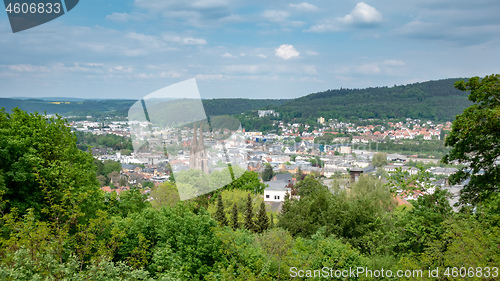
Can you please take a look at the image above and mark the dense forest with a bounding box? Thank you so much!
[202,98,287,116]
[0,97,286,118]
[276,78,472,123]
[0,98,136,118]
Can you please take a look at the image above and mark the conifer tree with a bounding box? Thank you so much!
[215,193,228,226]
[270,213,274,229]
[255,201,269,233]
[231,203,239,230]
[281,190,291,216]
[244,193,255,232]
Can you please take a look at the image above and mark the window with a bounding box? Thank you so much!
[274,195,280,200]
[265,194,270,198]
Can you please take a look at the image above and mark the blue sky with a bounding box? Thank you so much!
[1,0,499,99]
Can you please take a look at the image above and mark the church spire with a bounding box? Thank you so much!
[192,122,198,148]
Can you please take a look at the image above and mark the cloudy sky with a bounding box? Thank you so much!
[1,0,499,99]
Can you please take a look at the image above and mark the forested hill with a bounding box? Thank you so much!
[0,97,286,117]
[202,98,287,115]
[0,98,136,117]
[1,78,471,121]
[276,78,472,122]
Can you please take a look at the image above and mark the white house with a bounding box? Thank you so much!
[263,181,291,202]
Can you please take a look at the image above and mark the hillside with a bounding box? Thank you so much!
[0,97,286,117]
[276,78,471,122]
[1,78,471,122]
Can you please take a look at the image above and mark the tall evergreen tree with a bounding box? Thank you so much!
[231,203,239,230]
[244,193,255,232]
[215,193,228,226]
[281,190,291,215]
[270,213,274,229]
[262,163,274,181]
[255,201,269,233]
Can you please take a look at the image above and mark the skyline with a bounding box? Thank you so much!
[1,0,499,100]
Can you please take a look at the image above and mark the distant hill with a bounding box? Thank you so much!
[276,78,471,122]
[0,98,136,117]
[0,97,287,117]
[0,78,472,122]
[202,98,287,116]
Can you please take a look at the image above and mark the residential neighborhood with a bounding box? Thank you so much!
[68,114,464,211]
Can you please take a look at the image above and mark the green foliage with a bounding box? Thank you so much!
[443,74,500,204]
[244,193,256,232]
[371,152,388,167]
[0,251,152,280]
[255,201,269,233]
[262,164,274,182]
[291,229,368,281]
[231,203,239,230]
[279,176,394,253]
[215,194,229,227]
[106,189,151,218]
[149,182,180,209]
[0,108,104,220]
[368,139,450,158]
[277,78,471,123]
[224,169,266,194]
[114,204,223,279]
[391,188,453,255]
[76,131,133,152]
[201,98,286,116]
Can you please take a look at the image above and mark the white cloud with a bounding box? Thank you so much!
[356,63,381,75]
[382,60,405,66]
[262,10,289,22]
[224,65,260,74]
[106,12,148,23]
[308,2,383,32]
[8,64,50,72]
[162,35,207,45]
[106,13,130,23]
[196,74,224,80]
[341,2,382,25]
[221,52,236,58]
[160,71,182,78]
[335,59,406,76]
[289,2,319,12]
[110,65,133,73]
[257,54,267,58]
[275,44,300,60]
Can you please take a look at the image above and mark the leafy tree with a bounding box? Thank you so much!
[114,204,223,279]
[443,74,500,204]
[372,152,388,168]
[231,203,239,230]
[244,193,255,232]
[107,170,121,185]
[109,189,151,218]
[0,108,103,220]
[262,164,274,181]
[215,194,228,226]
[97,175,107,187]
[255,201,269,233]
[119,176,127,187]
[149,181,180,209]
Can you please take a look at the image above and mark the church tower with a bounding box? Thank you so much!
[189,122,209,173]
